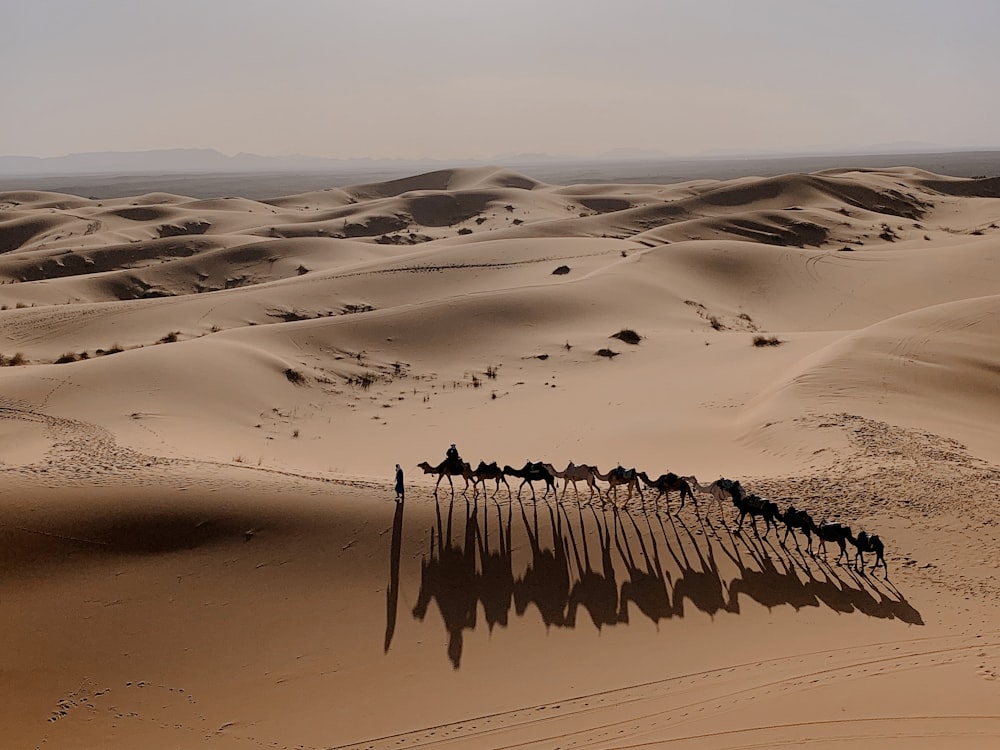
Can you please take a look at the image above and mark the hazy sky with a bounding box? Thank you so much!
[3,0,999,159]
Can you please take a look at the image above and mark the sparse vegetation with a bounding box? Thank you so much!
[552,265,570,275]
[0,352,28,366]
[611,328,642,345]
[347,372,377,390]
[457,227,473,235]
[709,316,724,331]
[879,223,897,242]
[342,303,375,315]
[752,335,783,347]
[485,364,499,379]
[284,367,306,385]
[55,352,78,364]
[596,348,619,358]
[158,331,180,344]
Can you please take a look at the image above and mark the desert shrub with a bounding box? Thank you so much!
[342,303,374,314]
[0,352,26,366]
[158,331,180,344]
[485,365,499,379]
[552,265,570,275]
[611,329,641,345]
[709,316,724,331]
[595,348,619,358]
[457,227,473,235]
[752,335,783,347]
[284,368,306,384]
[348,372,377,390]
[55,352,78,364]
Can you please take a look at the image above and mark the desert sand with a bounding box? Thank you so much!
[2,165,1000,749]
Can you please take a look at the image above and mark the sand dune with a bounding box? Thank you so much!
[3,166,1000,749]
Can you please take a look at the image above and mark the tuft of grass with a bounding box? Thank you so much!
[752,335,783,347]
[0,352,27,366]
[611,328,641,345]
[485,364,499,379]
[347,372,377,390]
[709,315,724,331]
[158,331,180,344]
[284,368,306,384]
[55,352,78,364]
[595,348,619,358]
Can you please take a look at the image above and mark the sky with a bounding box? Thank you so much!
[3,0,999,160]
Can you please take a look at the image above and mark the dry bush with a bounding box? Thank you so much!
[611,328,641,345]
[752,335,783,347]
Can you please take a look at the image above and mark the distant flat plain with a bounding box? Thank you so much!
[2,150,999,199]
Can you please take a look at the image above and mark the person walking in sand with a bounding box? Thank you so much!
[394,463,405,502]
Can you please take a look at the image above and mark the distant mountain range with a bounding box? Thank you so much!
[2,144,997,178]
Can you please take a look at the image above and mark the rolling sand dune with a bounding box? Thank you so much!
[2,166,1000,749]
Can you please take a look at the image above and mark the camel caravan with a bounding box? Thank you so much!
[417,448,889,578]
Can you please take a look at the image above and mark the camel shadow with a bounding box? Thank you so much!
[411,496,479,669]
[405,495,923,667]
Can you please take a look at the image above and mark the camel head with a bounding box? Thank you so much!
[417,461,433,473]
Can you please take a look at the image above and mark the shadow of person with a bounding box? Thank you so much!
[615,508,673,626]
[476,496,514,631]
[563,503,619,630]
[411,495,479,669]
[513,498,571,628]
[384,496,405,653]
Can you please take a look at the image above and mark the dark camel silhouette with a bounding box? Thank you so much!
[592,465,643,504]
[732,491,781,537]
[779,505,814,552]
[848,530,888,577]
[417,459,473,493]
[810,520,852,563]
[502,461,556,499]
[636,471,695,511]
[472,460,510,497]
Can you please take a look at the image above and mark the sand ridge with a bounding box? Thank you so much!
[3,165,1000,748]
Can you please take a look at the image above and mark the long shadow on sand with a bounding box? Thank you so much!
[406,496,921,667]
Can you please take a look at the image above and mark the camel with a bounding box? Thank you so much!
[592,465,643,504]
[502,461,556,499]
[636,471,694,511]
[848,530,888,576]
[810,520,852,563]
[687,476,743,518]
[472,461,510,497]
[779,505,814,551]
[543,462,598,501]
[732,491,780,537]
[417,459,473,493]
